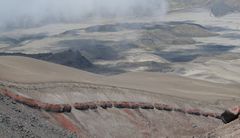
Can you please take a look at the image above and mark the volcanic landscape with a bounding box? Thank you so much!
[0,0,240,138]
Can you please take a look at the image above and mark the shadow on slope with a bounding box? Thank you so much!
[0,49,125,75]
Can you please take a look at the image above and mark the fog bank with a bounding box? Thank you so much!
[0,0,168,30]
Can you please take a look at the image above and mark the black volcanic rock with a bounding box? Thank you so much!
[0,33,47,46]
[37,49,93,69]
[221,110,239,124]
[0,49,93,70]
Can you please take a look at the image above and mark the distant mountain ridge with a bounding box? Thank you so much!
[168,0,240,16]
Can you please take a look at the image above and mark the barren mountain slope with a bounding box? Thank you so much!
[201,118,240,138]
[1,9,240,84]
[0,92,76,138]
[0,0,240,137]
[0,56,239,104]
[0,56,101,83]
[0,56,239,137]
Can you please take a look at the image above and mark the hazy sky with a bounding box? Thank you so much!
[0,0,168,29]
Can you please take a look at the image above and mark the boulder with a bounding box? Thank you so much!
[173,108,185,113]
[0,88,72,113]
[114,102,131,109]
[154,103,173,111]
[0,89,42,109]
[63,104,72,112]
[97,101,113,109]
[128,102,140,109]
[86,102,98,109]
[114,102,140,109]
[74,103,90,111]
[221,106,240,124]
[15,95,42,109]
[139,102,154,109]
[43,104,72,113]
[186,109,201,116]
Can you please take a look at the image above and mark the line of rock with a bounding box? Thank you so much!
[0,88,222,120]
[74,101,221,119]
[0,88,71,113]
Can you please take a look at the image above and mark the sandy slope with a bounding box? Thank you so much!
[182,59,240,84]
[202,118,240,138]
[103,72,240,102]
[0,56,239,104]
[0,56,102,83]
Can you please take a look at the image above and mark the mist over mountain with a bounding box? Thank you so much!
[0,0,168,30]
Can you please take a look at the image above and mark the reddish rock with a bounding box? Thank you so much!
[97,101,113,109]
[0,89,42,109]
[114,102,130,109]
[0,89,17,99]
[43,104,72,113]
[154,103,173,111]
[229,106,240,116]
[128,102,140,109]
[0,88,226,121]
[63,105,72,112]
[74,103,89,110]
[201,112,209,117]
[0,88,72,113]
[15,95,42,109]
[186,109,201,116]
[173,108,185,113]
[114,102,140,109]
[139,102,154,109]
[86,102,98,109]
[154,103,164,110]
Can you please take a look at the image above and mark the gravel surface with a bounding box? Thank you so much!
[0,94,77,138]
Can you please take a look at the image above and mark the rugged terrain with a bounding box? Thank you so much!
[204,118,240,138]
[0,1,240,137]
[1,7,240,83]
[0,56,240,137]
[0,91,76,138]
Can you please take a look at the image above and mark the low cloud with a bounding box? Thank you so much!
[0,0,168,30]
